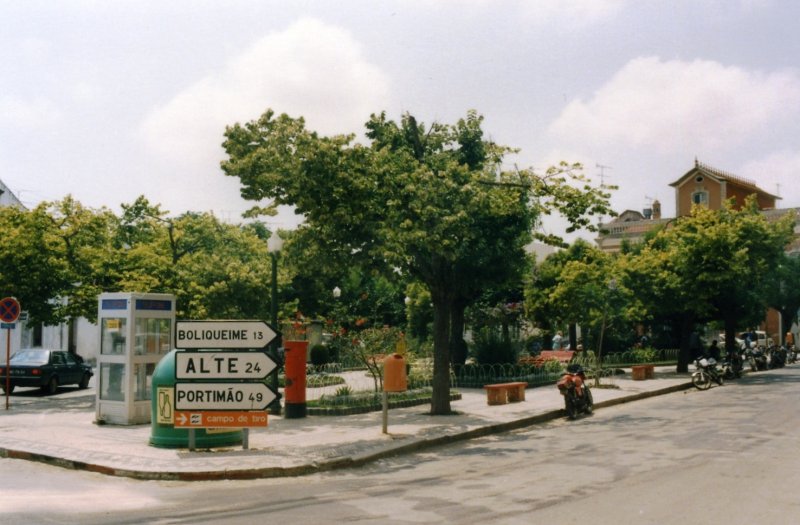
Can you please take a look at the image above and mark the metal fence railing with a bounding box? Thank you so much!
[301,348,681,400]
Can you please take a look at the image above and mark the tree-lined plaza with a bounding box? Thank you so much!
[1,109,798,414]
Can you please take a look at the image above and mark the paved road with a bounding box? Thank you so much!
[2,366,799,524]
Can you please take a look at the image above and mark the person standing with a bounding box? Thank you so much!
[552,331,564,350]
[707,339,721,361]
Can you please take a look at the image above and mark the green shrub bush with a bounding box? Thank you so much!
[309,344,330,366]
[471,327,519,364]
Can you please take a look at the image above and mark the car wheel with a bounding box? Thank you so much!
[43,376,58,395]
[78,372,90,389]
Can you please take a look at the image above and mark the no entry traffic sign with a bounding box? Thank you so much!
[0,297,20,324]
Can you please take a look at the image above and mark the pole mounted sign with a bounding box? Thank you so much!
[175,382,277,411]
[2,297,20,411]
[175,350,277,380]
[0,297,20,323]
[174,410,268,428]
[175,320,277,349]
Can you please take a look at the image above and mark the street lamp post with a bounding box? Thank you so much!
[267,229,284,416]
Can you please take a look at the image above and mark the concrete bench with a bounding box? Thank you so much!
[631,364,655,380]
[483,382,528,405]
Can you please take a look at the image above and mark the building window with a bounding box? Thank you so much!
[692,191,708,205]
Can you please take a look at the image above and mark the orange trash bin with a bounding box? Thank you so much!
[383,353,408,392]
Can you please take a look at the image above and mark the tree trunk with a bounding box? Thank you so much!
[676,316,693,374]
[780,309,794,343]
[724,316,738,355]
[430,294,453,415]
[568,323,578,350]
[449,302,468,367]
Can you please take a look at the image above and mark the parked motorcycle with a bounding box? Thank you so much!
[692,357,724,390]
[787,345,797,364]
[745,345,768,371]
[768,345,787,369]
[720,352,743,380]
[557,364,593,419]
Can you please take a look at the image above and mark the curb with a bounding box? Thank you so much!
[0,381,694,481]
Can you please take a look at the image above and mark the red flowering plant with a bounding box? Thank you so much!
[282,311,308,341]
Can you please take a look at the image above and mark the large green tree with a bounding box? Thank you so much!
[627,199,793,371]
[221,109,611,414]
[766,251,800,341]
[0,204,71,325]
[114,197,275,320]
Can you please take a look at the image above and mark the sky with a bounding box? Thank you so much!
[2,0,800,242]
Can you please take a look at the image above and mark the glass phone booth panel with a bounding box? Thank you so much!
[96,293,175,425]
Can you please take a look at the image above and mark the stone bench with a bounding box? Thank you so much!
[631,364,655,380]
[483,382,528,405]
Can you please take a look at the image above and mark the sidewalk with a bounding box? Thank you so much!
[0,367,692,481]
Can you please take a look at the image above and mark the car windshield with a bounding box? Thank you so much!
[10,350,50,365]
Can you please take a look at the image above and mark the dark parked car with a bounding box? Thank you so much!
[0,349,93,395]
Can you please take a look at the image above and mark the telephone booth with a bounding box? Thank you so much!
[95,292,175,425]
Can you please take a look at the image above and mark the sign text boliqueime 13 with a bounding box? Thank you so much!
[174,320,277,349]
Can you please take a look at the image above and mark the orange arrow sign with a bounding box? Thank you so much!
[173,410,268,428]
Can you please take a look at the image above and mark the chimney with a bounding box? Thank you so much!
[652,199,661,220]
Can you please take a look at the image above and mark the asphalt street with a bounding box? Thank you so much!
[2,365,798,524]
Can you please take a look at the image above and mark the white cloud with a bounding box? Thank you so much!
[740,150,800,208]
[418,0,628,26]
[520,0,627,26]
[549,56,800,154]
[139,18,390,167]
[0,96,61,129]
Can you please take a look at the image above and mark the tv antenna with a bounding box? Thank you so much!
[596,163,613,186]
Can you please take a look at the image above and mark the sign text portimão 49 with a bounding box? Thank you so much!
[174,382,277,411]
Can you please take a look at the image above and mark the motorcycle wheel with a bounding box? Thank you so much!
[584,387,594,415]
[565,394,579,420]
[692,371,711,390]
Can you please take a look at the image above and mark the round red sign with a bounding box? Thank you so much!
[0,297,21,323]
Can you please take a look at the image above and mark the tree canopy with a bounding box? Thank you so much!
[221,108,612,414]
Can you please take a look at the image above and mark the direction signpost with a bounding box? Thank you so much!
[175,350,277,380]
[175,320,277,349]
[175,382,276,411]
[172,319,280,449]
[173,410,268,428]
